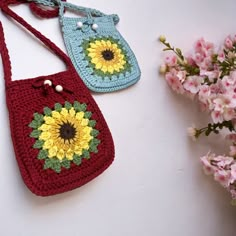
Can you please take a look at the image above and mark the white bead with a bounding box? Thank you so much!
[44,80,52,86]
[92,23,98,30]
[77,21,83,28]
[55,85,63,92]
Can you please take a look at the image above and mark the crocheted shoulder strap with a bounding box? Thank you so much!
[29,0,120,25]
[0,1,72,85]
[0,22,12,85]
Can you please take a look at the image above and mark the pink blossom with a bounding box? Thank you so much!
[165,71,184,94]
[231,164,236,182]
[221,72,236,92]
[210,95,236,121]
[183,76,203,94]
[214,155,234,168]
[214,170,231,187]
[194,38,214,55]
[186,56,196,66]
[217,49,225,62]
[200,155,215,175]
[226,134,236,142]
[165,55,177,67]
[200,70,219,81]
[224,35,233,49]
[223,108,235,121]
[198,85,211,104]
[211,110,224,123]
[176,71,186,82]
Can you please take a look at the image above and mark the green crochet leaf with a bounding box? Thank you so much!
[54,103,62,112]
[73,101,81,111]
[29,120,40,129]
[44,159,53,169]
[33,140,44,149]
[37,149,48,160]
[65,101,72,110]
[88,120,96,128]
[89,138,100,153]
[30,129,41,138]
[44,158,61,173]
[73,155,82,166]
[84,111,92,119]
[34,113,44,123]
[82,150,90,160]
[90,129,99,137]
[78,103,87,112]
[51,160,61,173]
[89,145,98,153]
[44,107,52,116]
[61,159,71,169]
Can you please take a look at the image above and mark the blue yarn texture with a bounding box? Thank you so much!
[29,0,141,92]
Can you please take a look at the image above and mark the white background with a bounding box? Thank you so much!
[0,0,236,235]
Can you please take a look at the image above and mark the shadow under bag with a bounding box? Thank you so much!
[0,1,114,196]
[30,0,141,92]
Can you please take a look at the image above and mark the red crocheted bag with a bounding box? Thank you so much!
[0,1,114,196]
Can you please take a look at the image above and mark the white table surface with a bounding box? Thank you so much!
[0,0,236,235]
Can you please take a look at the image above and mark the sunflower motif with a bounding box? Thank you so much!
[83,37,131,76]
[29,101,100,173]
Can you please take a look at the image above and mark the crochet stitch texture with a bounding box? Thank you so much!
[29,0,141,92]
[0,0,114,196]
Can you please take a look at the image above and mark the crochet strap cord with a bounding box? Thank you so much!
[28,0,119,24]
[0,0,114,196]
[28,0,141,92]
[0,22,12,86]
[0,2,72,82]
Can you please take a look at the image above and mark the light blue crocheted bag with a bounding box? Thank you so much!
[29,0,141,92]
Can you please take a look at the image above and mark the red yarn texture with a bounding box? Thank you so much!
[0,1,114,196]
[29,0,66,19]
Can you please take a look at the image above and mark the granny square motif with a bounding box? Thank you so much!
[60,2,141,92]
[30,0,141,92]
[0,1,114,196]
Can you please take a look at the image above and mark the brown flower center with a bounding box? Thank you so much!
[102,49,114,61]
[59,122,76,140]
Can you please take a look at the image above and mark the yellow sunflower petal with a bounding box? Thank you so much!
[88,52,97,58]
[38,124,51,131]
[87,48,95,53]
[83,126,92,134]
[90,42,97,48]
[108,65,115,74]
[107,40,112,47]
[69,107,76,117]
[57,149,65,160]
[74,145,83,155]
[76,112,84,120]
[44,116,55,125]
[91,57,99,64]
[101,65,108,73]
[48,146,58,158]
[51,111,61,119]
[60,108,69,117]
[39,131,51,141]
[95,40,102,46]
[80,140,90,150]
[95,62,103,70]
[66,149,74,160]
[81,118,89,126]
[111,43,118,49]
[43,139,54,149]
